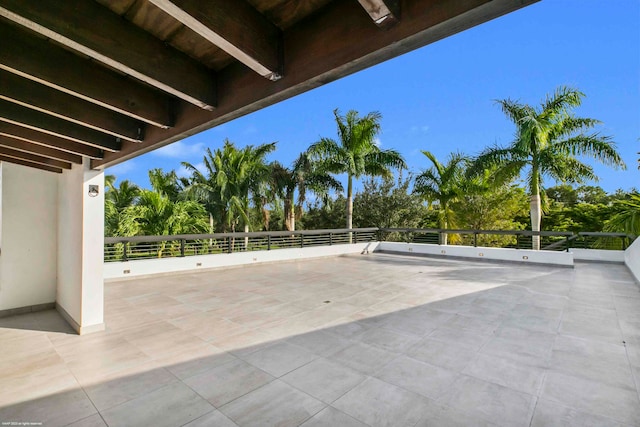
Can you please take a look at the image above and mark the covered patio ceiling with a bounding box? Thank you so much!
[0,0,537,173]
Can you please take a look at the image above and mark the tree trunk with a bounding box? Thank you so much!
[244,223,249,250]
[262,207,270,231]
[440,216,448,245]
[290,204,296,231]
[346,175,353,243]
[530,193,541,250]
[209,213,214,246]
[284,197,291,231]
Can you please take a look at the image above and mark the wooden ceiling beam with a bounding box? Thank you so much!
[148,0,282,80]
[0,70,145,142]
[0,122,103,159]
[0,100,121,152]
[94,0,538,169]
[0,155,63,173]
[0,135,82,164]
[0,145,71,169]
[0,0,216,110]
[357,0,399,28]
[0,21,173,128]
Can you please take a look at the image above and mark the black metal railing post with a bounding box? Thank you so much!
[180,239,185,257]
[515,233,520,250]
[267,234,271,251]
[228,237,233,254]
[329,232,333,246]
[565,235,570,252]
[473,232,478,247]
[354,231,358,244]
[300,233,304,248]
[122,241,128,261]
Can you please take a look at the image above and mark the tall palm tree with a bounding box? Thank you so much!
[308,109,406,231]
[271,153,343,231]
[104,175,140,236]
[182,139,276,233]
[470,86,625,249]
[414,151,469,245]
[148,168,183,202]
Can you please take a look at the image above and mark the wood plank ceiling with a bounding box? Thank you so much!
[0,0,537,173]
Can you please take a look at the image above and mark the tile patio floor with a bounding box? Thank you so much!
[1,253,640,426]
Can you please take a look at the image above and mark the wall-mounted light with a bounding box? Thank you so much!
[88,185,99,197]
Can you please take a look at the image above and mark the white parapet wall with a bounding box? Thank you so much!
[571,248,625,263]
[104,242,380,280]
[377,241,574,266]
[625,238,640,282]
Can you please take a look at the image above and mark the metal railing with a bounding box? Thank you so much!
[104,227,635,262]
[378,228,635,252]
[105,228,378,262]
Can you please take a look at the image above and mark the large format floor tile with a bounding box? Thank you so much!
[219,380,325,427]
[0,254,638,426]
[333,377,433,427]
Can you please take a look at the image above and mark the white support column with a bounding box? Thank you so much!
[57,159,105,334]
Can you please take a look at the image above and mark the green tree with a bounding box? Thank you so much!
[182,139,276,233]
[121,189,208,256]
[453,183,528,242]
[576,185,610,205]
[546,184,578,207]
[300,196,346,230]
[353,174,427,229]
[414,151,469,244]
[271,153,343,231]
[104,175,140,236]
[148,168,183,202]
[308,109,406,231]
[470,86,626,249]
[605,192,640,235]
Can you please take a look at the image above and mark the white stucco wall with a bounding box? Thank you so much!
[571,248,626,263]
[625,238,640,282]
[57,160,104,332]
[57,162,83,320]
[104,242,379,280]
[0,163,58,311]
[377,241,574,266]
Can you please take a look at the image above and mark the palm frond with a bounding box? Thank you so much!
[554,134,626,169]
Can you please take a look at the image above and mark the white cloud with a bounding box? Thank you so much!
[243,124,258,135]
[153,140,206,159]
[106,160,137,176]
[410,125,430,133]
[373,137,382,147]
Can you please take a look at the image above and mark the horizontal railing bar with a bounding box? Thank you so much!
[105,227,378,244]
[105,228,635,263]
[578,231,633,238]
[380,228,575,237]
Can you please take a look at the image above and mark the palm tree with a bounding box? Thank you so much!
[121,190,208,257]
[148,168,183,202]
[104,175,140,236]
[605,192,640,236]
[182,139,276,234]
[470,86,625,249]
[308,109,406,231]
[271,152,343,231]
[414,151,469,245]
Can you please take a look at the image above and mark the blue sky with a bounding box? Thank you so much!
[108,0,640,194]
